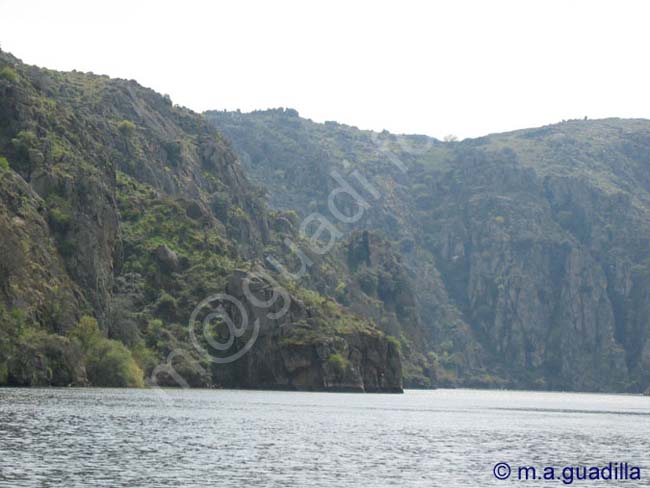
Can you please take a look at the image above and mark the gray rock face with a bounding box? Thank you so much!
[206,110,650,392]
[433,166,629,390]
[214,271,403,393]
[0,171,82,333]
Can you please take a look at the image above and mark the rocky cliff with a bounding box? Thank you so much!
[0,52,402,392]
[215,270,402,392]
[4,47,649,394]
[206,108,650,393]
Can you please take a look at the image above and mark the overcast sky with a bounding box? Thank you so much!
[1,0,649,139]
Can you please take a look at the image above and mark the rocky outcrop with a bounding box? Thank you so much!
[153,244,180,272]
[214,270,403,392]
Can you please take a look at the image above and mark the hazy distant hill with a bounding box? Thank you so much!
[207,108,650,392]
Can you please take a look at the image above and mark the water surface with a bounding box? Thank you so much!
[0,388,648,487]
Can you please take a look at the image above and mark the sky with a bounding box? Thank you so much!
[0,0,649,139]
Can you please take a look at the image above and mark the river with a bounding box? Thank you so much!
[0,388,648,487]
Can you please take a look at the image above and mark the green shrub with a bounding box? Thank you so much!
[0,156,9,171]
[327,352,349,376]
[131,341,158,376]
[163,140,183,165]
[386,335,401,351]
[10,332,86,386]
[10,130,39,174]
[86,339,144,388]
[334,280,349,305]
[0,66,17,82]
[117,119,136,135]
[12,130,37,149]
[68,316,144,387]
[0,304,26,343]
[154,292,178,322]
[69,316,103,351]
[46,194,74,232]
[48,207,72,230]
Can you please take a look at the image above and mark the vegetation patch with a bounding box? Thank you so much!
[0,65,17,82]
[68,316,144,387]
[327,353,349,376]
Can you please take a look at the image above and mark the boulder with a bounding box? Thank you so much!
[153,244,179,271]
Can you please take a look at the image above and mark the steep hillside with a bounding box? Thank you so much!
[0,52,401,392]
[206,108,650,393]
